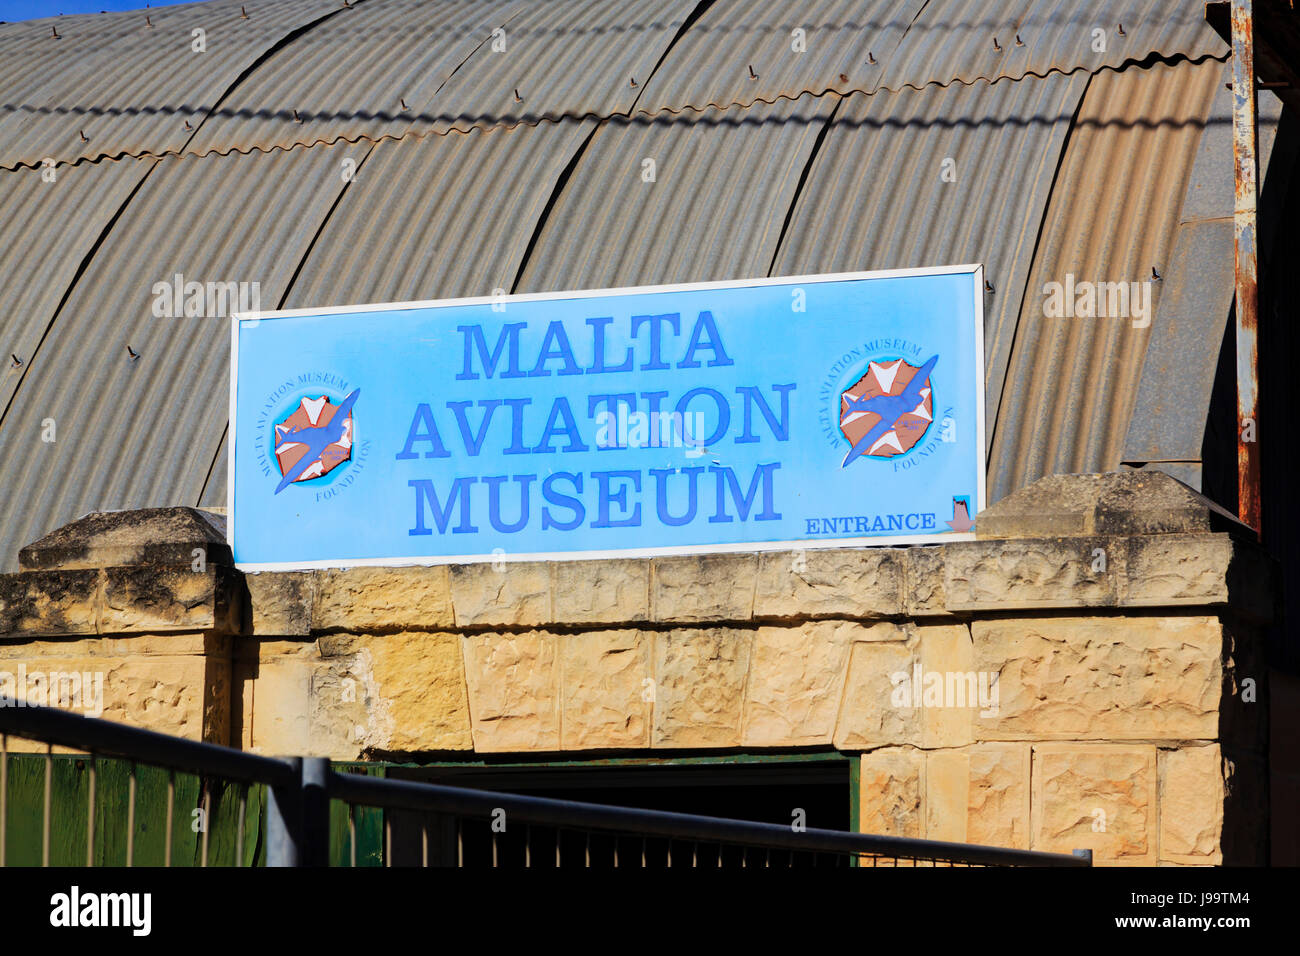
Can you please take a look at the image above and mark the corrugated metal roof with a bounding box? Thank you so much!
[987,57,1223,502]
[425,0,700,134]
[769,71,1088,444]
[284,118,598,307]
[0,142,368,570]
[184,0,522,157]
[0,0,342,170]
[516,95,839,291]
[635,0,923,113]
[876,0,1227,92]
[0,157,153,415]
[0,0,1227,170]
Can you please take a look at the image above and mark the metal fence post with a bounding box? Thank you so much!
[267,757,331,866]
[302,757,331,867]
[267,757,303,867]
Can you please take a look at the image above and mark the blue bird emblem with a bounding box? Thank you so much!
[273,388,360,493]
[839,355,937,467]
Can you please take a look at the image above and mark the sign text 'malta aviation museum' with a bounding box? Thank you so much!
[228,267,986,570]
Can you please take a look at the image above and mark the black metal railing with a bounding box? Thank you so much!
[0,698,1091,868]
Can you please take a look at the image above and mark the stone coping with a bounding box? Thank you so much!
[0,530,1272,639]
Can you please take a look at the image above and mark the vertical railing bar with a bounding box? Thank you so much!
[555,828,561,868]
[201,782,211,868]
[765,847,770,868]
[86,753,96,867]
[613,836,619,869]
[525,824,531,868]
[667,839,672,868]
[492,828,498,868]
[0,733,7,868]
[456,818,463,868]
[349,803,357,868]
[741,846,746,869]
[126,762,136,868]
[422,819,428,868]
[384,814,391,868]
[236,785,247,868]
[164,770,174,868]
[691,842,697,868]
[42,744,51,867]
[641,836,646,868]
[584,830,590,868]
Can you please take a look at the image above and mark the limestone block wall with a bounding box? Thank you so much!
[0,475,1281,865]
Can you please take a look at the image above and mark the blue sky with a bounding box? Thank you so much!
[0,0,199,21]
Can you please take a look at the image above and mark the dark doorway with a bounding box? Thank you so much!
[383,756,851,868]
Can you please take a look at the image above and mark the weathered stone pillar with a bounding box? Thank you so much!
[0,508,239,747]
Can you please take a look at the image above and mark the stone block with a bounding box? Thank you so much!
[1032,744,1157,865]
[903,546,949,616]
[315,566,455,631]
[752,548,902,619]
[741,621,858,746]
[449,562,548,627]
[1122,534,1230,606]
[652,628,751,747]
[859,747,923,838]
[919,623,978,749]
[462,631,559,752]
[925,750,969,842]
[0,570,98,637]
[551,560,648,625]
[365,632,472,752]
[651,554,756,623]
[944,537,1119,611]
[972,616,1220,740]
[967,743,1031,849]
[834,632,914,750]
[560,629,651,749]
[101,566,219,633]
[245,571,314,636]
[1160,744,1224,864]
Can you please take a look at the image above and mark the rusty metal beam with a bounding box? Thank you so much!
[1232,0,1262,533]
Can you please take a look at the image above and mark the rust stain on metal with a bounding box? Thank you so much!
[1231,0,1261,533]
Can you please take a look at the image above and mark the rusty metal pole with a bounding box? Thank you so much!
[1231,0,1262,533]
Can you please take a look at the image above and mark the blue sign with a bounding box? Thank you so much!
[228,267,986,570]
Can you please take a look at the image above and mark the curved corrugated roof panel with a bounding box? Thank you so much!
[0,0,341,170]
[770,71,1087,441]
[185,0,521,157]
[0,157,153,414]
[426,0,699,133]
[515,95,838,292]
[636,0,922,113]
[987,57,1222,502]
[0,142,367,571]
[877,0,1227,92]
[285,117,598,309]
